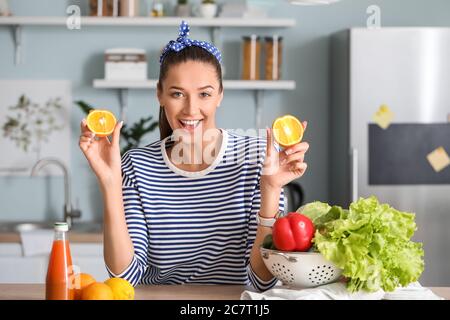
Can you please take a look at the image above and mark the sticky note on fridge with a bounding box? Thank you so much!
[426,147,450,172]
[373,104,394,129]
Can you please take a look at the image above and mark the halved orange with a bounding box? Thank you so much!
[86,109,117,137]
[272,115,304,148]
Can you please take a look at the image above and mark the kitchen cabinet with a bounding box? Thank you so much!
[0,243,109,283]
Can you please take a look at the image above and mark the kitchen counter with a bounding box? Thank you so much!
[0,232,102,243]
[0,221,103,243]
[0,284,249,300]
[0,284,449,300]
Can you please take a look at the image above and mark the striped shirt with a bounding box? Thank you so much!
[106,129,285,292]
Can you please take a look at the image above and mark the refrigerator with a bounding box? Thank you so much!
[330,28,450,286]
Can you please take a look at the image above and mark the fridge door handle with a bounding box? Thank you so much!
[350,147,358,203]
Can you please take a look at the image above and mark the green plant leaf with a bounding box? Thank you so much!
[74,100,95,115]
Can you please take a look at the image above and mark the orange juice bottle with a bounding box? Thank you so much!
[46,222,74,300]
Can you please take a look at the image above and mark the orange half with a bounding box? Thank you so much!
[272,115,304,148]
[86,109,117,137]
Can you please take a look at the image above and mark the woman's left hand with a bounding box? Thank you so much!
[260,121,309,190]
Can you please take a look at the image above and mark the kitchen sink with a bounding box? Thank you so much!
[0,221,103,233]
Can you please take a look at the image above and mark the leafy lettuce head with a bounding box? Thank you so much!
[300,196,424,292]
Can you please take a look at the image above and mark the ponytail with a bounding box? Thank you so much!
[159,107,173,140]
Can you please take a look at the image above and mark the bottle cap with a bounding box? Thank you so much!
[54,222,69,232]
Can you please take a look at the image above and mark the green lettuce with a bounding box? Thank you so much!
[300,196,424,292]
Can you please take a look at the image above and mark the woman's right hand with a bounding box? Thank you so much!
[79,119,123,186]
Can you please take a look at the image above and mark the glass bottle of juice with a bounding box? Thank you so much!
[46,222,74,300]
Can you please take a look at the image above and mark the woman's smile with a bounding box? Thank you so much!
[178,119,203,132]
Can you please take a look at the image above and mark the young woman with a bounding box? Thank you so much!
[79,21,309,292]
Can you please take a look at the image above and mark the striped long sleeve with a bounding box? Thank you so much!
[245,153,285,292]
[106,151,150,286]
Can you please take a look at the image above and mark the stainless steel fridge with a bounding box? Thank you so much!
[330,28,450,286]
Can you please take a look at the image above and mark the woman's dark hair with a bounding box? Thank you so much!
[157,46,223,140]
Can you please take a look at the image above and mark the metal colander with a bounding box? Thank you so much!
[260,247,342,288]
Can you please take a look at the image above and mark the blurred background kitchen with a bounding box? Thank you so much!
[0,0,449,286]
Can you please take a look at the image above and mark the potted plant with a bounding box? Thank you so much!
[2,94,64,161]
[175,0,191,17]
[199,0,217,18]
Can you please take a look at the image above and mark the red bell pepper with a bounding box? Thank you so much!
[272,212,315,251]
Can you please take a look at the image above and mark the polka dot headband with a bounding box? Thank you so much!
[159,20,222,64]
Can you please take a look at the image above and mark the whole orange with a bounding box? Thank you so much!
[104,278,135,300]
[81,282,114,300]
[73,273,96,300]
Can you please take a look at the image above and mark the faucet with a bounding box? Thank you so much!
[30,157,81,229]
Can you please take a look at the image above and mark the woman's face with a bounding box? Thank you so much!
[157,60,223,137]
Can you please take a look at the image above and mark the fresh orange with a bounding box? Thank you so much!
[104,278,135,300]
[272,114,304,148]
[86,109,117,137]
[73,273,96,300]
[81,282,114,300]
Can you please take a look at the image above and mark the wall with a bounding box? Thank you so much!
[0,0,449,222]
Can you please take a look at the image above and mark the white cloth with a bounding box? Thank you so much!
[382,282,444,300]
[240,282,443,300]
[20,230,53,257]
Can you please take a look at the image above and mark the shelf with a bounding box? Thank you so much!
[0,16,297,128]
[93,79,296,127]
[0,16,295,66]
[93,79,296,90]
[0,16,296,27]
